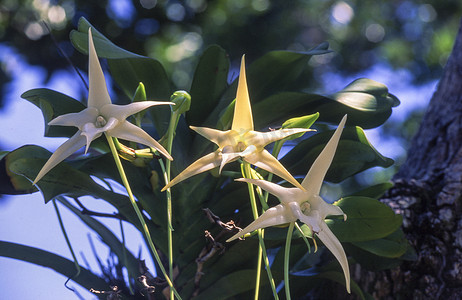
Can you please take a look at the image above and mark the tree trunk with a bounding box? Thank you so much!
[354,18,462,299]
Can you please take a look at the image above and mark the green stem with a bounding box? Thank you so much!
[52,198,80,289]
[284,222,295,300]
[242,162,279,300]
[161,109,181,300]
[105,133,182,299]
[294,223,311,253]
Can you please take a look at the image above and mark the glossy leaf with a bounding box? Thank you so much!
[253,78,399,129]
[0,241,108,291]
[21,88,85,138]
[327,196,403,242]
[188,45,230,126]
[282,126,393,182]
[206,44,331,128]
[351,228,409,258]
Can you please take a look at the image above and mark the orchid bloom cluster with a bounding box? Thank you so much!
[33,28,173,184]
[227,115,350,293]
[33,27,351,295]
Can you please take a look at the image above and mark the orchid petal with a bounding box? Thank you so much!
[101,101,174,121]
[235,178,298,205]
[219,152,240,173]
[190,126,236,147]
[33,131,87,184]
[302,115,347,194]
[87,28,112,108]
[316,222,351,293]
[226,204,296,242]
[311,195,345,219]
[246,128,314,147]
[245,148,304,190]
[161,152,221,191]
[107,121,172,160]
[232,56,253,132]
[49,107,99,130]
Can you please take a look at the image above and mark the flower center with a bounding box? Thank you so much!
[236,141,246,152]
[300,201,311,214]
[95,115,107,128]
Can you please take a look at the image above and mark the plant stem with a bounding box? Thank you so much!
[242,162,279,300]
[105,133,182,299]
[53,198,80,289]
[161,108,181,300]
[284,222,295,300]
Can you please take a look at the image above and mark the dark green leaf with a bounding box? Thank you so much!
[0,241,108,291]
[194,269,259,300]
[21,88,85,138]
[282,126,394,182]
[351,228,408,258]
[348,182,394,199]
[252,78,398,129]
[328,196,402,242]
[188,45,230,126]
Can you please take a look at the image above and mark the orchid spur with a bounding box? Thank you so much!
[162,56,313,191]
[227,115,351,293]
[33,28,173,184]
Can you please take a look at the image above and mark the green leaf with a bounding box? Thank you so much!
[327,196,402,242]
[246,44,332,102]
[6,146,109,203]
[318,271,365,300]
[281,113,319,140]
[344,243,404,271]
[21,88,85,138]
[348,182,394,199]
[206,44,331,129]
[282,126,394,182]
[70,17,172,134]
[0,147,38,195]
[0,240,108,291]
[253,78,398,129]
[194,269,259,300]
[351,228,409,258]
[188,45,230,126]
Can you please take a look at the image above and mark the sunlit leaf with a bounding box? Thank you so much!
[351,228,408,258]
[327,196,402,242]
[21,88,85,138]
[282,126,393,182]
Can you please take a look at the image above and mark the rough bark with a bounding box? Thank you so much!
[353,18,462,299]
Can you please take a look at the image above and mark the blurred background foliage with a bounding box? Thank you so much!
[1,0,460,90]
[0,0,461,181]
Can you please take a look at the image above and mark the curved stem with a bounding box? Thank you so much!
[105,133,182,299]
[53,198,80,290]
[242,162,279,300]
[284,222,295,300]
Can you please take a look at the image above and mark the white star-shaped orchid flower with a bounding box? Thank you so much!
[227,115,350,293]
[33,28,173,184]
[162,56,313,191]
